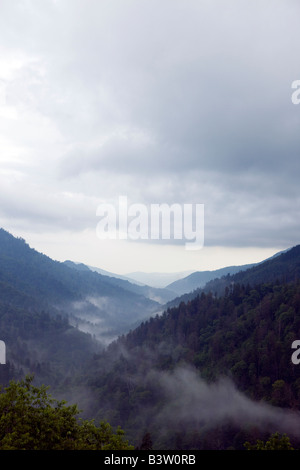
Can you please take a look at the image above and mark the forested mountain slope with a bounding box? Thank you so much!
[0,228,164,391]
[81,278,300,449]
[165,245,299,309]
[166,263,256,296]
[203,244,300,295]
[0,228,162,345]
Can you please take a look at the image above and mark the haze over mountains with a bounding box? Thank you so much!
[165,264,256,296]
[164,248,292,297]
[64,260,176,307]
[0,227,293,348]
[0,228,162,346]
[123,270,195,289]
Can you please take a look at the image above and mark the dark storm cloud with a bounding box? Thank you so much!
[56,0,300,184]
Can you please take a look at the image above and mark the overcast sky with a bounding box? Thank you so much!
[0,0,300,274]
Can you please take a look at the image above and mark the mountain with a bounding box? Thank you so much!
[124,270,194,288]
[124,249,291,291]
[0,228,163,348]
[2,226,300,450]
[66,261,144,285]
[163,246,297,309]
[166,263,256,296]
[81,262,300,449]
[202,244,299,296]
[64,260,176,305]
[0,231,100,387]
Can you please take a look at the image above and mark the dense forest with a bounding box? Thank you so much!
[79,280,300,449]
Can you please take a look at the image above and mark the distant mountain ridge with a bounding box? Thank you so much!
[64,260,177,305]
[165,248,293,297]
[166,263,256,296]
[202,244,299,295]
[124,270,194,288]
[0,228,163,345]
[164,245,297,308]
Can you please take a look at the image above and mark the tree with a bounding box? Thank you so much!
[244,432,294,450]
[0,376,134,450]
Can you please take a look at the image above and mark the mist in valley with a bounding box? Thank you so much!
[72,336,300,449]
[151,366,300,440]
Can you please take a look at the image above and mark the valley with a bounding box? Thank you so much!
[1,227,300,450]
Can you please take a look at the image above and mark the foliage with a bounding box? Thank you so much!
[0,376,133,450]
[84,280,300,449]
[244,432,294,450]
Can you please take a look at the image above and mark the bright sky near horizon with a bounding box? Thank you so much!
[0,0,299,275]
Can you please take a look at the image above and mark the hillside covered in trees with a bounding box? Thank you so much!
[0,228,167,388]
[0,228,163,349]
[80,279,300,449]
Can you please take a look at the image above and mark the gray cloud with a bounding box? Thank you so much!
[0,0,300,264]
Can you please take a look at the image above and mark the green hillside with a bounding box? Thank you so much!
[81,279,300,449]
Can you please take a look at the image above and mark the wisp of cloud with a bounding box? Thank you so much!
[149,365,300,438]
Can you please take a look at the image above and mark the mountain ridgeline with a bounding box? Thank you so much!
[203,246,299,295]
[165,263,256,296]
[0,229,166,344]
[0,228,168,386]
[164,247,296,309]
[1,227,300,450]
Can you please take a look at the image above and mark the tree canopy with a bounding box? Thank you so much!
[0,376,134,450]
[244,432,294,450]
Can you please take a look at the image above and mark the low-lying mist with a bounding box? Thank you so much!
[149,365,300,438]
[77,345,300,449]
